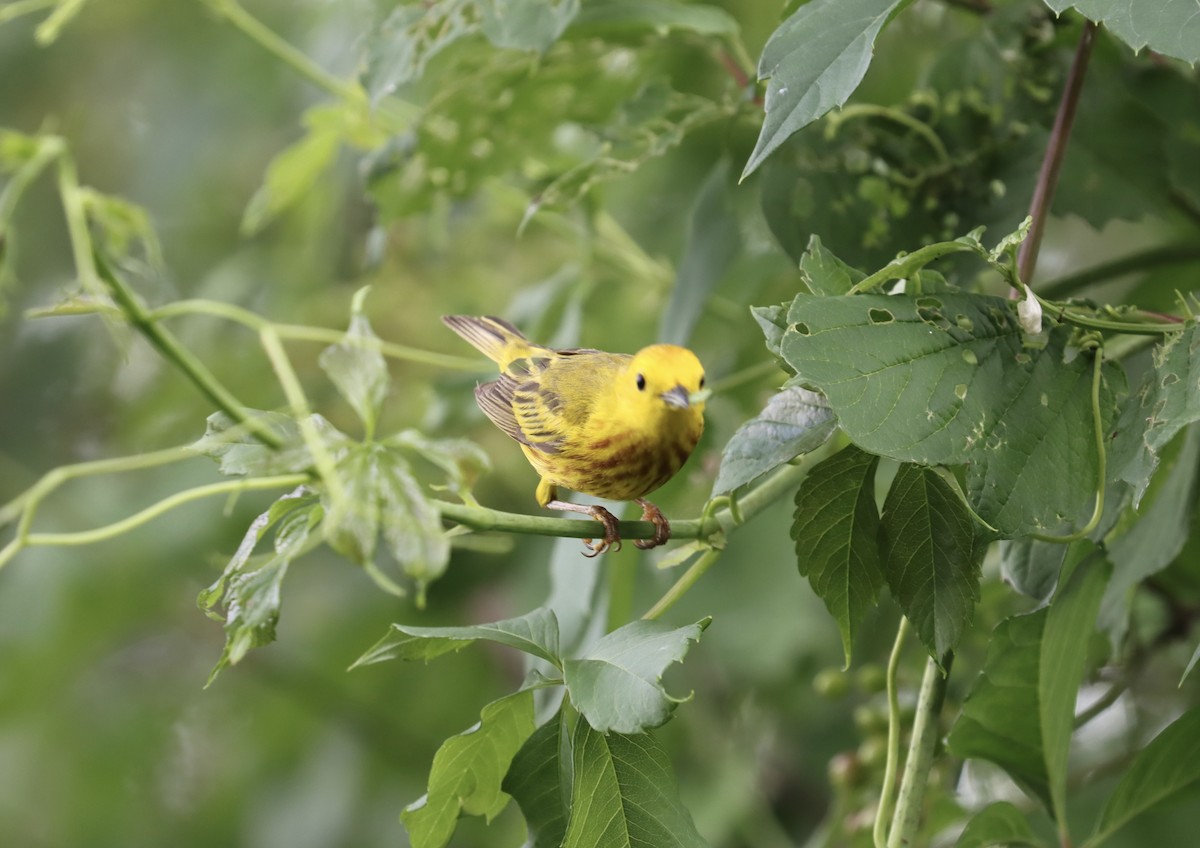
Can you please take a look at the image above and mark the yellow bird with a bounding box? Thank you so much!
[443,315,706,555]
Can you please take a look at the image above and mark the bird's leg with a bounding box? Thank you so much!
[633,498,671,550]
[544,500,622,556]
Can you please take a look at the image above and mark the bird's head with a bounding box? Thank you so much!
[623,344,707,419]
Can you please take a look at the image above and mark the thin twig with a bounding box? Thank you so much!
[1016,21,1098,290]
[874,617,910,848]
[887,654,952,848]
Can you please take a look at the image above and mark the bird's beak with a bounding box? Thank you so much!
[661,385,691,409]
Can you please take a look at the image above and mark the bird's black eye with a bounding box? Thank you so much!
[636,373,646,391]
[699,375,706,388]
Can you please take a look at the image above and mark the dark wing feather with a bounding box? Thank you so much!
[474,377,527,445]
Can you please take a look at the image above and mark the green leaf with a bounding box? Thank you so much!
[1087,706,1200,846]
[798,234,866,296]
[660,157,741,347]
[750,303,793,373]
[388,429,491,501]
[205,556,291,687]
[241,106,341,235]
[377,450,451,595]
[570,0,738,36]
[502,708,571,848]
[790,444,884,666]
[1000,537,1067,604]
[563,618,709,733]
[712,386,836,494]
[1100,424,1200,643]
[782,293,1118,536]
[479,0,579,51]
[742,0,911,179]
[1042,0,1200,64]
[318,289,389,436]
[1040,552,1110,829]
[881,464,982,660]
[191,411,350,478]
[1111,325,1200,505]
[195,491,314,618]
[401,689,538,848]
[363,0,477,101]
[1184,641,1200,685]
[322,446,381,567]
[955,801,1041,848]
[948,549,1111,814]
[560,720,707,848]
[352,607,562,669]
[948,610,1051,806]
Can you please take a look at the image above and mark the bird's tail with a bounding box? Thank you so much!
[441,315,539,369]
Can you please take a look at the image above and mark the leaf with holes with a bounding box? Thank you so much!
[563,618,709,733]
[713,386,836,494]
[782,292,1120,536]
[791,445,884,666]
[881,463,982,660]
[402,689,538,848]
[742,0,913,179]
[560,720,707,848]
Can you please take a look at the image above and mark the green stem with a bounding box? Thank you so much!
[203,0,362,103]
[1040,296,1188,337]
[830,104,951,167]
[847,241,978,295]
[0,474,308,569]
[874,617,910,848]
[641,548,722,620]
[1074,680,1126,729]
[55,149,104,299]
[0,135,62,228]
[0,0,56,25]
[1039,244,1200,300]
[887,653,952,848]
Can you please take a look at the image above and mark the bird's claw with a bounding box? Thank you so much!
[633,499,671,550]
[581,506,622,557]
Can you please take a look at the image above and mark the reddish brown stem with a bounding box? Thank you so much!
[1016,20,1098,291]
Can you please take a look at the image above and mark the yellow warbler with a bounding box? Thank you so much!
[443,315,706,555]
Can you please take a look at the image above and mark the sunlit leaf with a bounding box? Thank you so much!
[402,689,538,848]
[563,618,709,733]
[319,289,389,436]
[713,386,836,494]
[560,720,707,848]
[881,463,982,660]
[352,607,562,669]
[378,451,451,596]
[742,0,912,179]
[205,556,290,686]
[791,444,884,665]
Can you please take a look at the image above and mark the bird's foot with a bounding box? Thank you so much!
[633,499,671,550]
[580,505,622,557]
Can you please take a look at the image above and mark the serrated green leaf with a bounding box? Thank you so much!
[882,464,982,660]
[197,488,315,615]
[563,618,709,733]
[660,157,740,347]
[713,386,836,494]
[1041,552,1110,829]
[352,607,562,669]
[799,234,866,296]
[378,451,451,594]
[560,720,707,848]
[1088,706,1200,846]
[948,548,1110,815]
[751,304,789,360]
[742,0,911,179]
[503,708,571,848]
[480,0,579,50]
[955,801,1040,848]
[1042,0,1200,64]
[319,293,388,436]
[948,610,1051,806]
[323,446,381,566]
[570,0,737,36]
[205,556,290,687]
[1000,537,1067,604]
[1100,424,1200,643]
[1111,325,1200,505]
[791,445,884,666]
[783,293,1119,536]
[402,689,538,848]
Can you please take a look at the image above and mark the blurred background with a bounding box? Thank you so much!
[2,1,1198,846]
